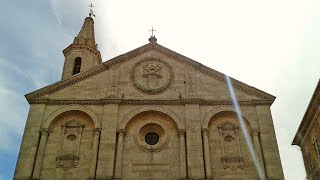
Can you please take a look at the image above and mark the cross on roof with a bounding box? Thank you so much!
[149,27,157,37]
[89,3,96,17]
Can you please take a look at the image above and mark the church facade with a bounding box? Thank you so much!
[14,16,284,180]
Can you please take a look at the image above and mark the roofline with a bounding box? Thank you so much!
[25,43,151,99]
[26,42,276,102]
[154,43,276,101]
[292,79,320,146]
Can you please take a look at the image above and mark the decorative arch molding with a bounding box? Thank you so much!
[202,106,252,129]
[43,105,101,129]
[119,105,185,130]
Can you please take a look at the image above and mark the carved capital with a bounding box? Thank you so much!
[178,129,186,137]
[117,129,125,136]
[40,128,49,136]
[93,128,101,135]
[251,129,260,136]
[235,126,240,134]
[202,128,209,136]
[218,128,224,135]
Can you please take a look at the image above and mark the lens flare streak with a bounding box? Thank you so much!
[225,75,266,179]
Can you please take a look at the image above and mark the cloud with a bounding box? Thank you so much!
[0,85,28,151]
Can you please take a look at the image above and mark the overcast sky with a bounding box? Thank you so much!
[1,0,320,179]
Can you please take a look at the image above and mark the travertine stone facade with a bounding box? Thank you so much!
[14,16,284,180]
[293,80,320,179]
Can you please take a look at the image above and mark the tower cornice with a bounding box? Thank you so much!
[63,44,102,62]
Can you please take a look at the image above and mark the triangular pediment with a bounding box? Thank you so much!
[26,42,275,104]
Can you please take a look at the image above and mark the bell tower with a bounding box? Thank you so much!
[61,16,102,80]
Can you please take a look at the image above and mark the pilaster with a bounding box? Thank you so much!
[185,104,205,179]
[255,105,284,179]
[32,128,49,179]
[179,129,187,179]
[251,129,266,179]
[14,104,46,180]
[96,104,119,179]
[114,129,125,179]
[89,128,101,179]
[202,128,212,179]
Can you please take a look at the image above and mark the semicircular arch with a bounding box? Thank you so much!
[202,107,253,129]
[43,105,101,129]
[119,106,185,130]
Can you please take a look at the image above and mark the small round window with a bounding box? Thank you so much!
[66,134,77,141]
[145,132,159,145]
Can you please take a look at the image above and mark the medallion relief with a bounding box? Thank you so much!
[131,58,174,94]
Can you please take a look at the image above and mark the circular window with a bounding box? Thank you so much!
[135,123,169,152]
[145,132,159,145]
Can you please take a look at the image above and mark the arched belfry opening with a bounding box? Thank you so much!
[72,57,82,75]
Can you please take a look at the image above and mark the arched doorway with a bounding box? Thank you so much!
[121,111,180,180]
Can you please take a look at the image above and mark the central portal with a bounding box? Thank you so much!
[122,111,180,179]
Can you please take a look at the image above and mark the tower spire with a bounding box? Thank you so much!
[62,10,102,80]
[73,15,97,49]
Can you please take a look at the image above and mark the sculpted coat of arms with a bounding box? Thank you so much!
[131,58,174,94]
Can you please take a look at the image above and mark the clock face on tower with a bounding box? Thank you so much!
[130,58,174,94]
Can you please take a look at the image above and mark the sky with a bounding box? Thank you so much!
[1,0,320,179]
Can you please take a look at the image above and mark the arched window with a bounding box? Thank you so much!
[72,57,81,75]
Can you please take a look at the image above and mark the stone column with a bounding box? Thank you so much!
[202,128,212,179]
[114,129,125,179]
[218,128,225,157]
[235,128,242,158]
[252,129,266,179]
[179,130,187,179]
[89,128,101,179]
[32,128,49,180]
[76,126,83,157]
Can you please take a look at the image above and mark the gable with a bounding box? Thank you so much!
[26,43,275,104]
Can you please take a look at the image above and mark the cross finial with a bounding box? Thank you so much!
[89,3,96,17]
[149,27,157,37]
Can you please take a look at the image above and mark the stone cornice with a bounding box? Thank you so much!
[25,64,109,99]
[27,98,274,106]
[292,79,320,146]
[25,43,275,102]
[63,44,102,62]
